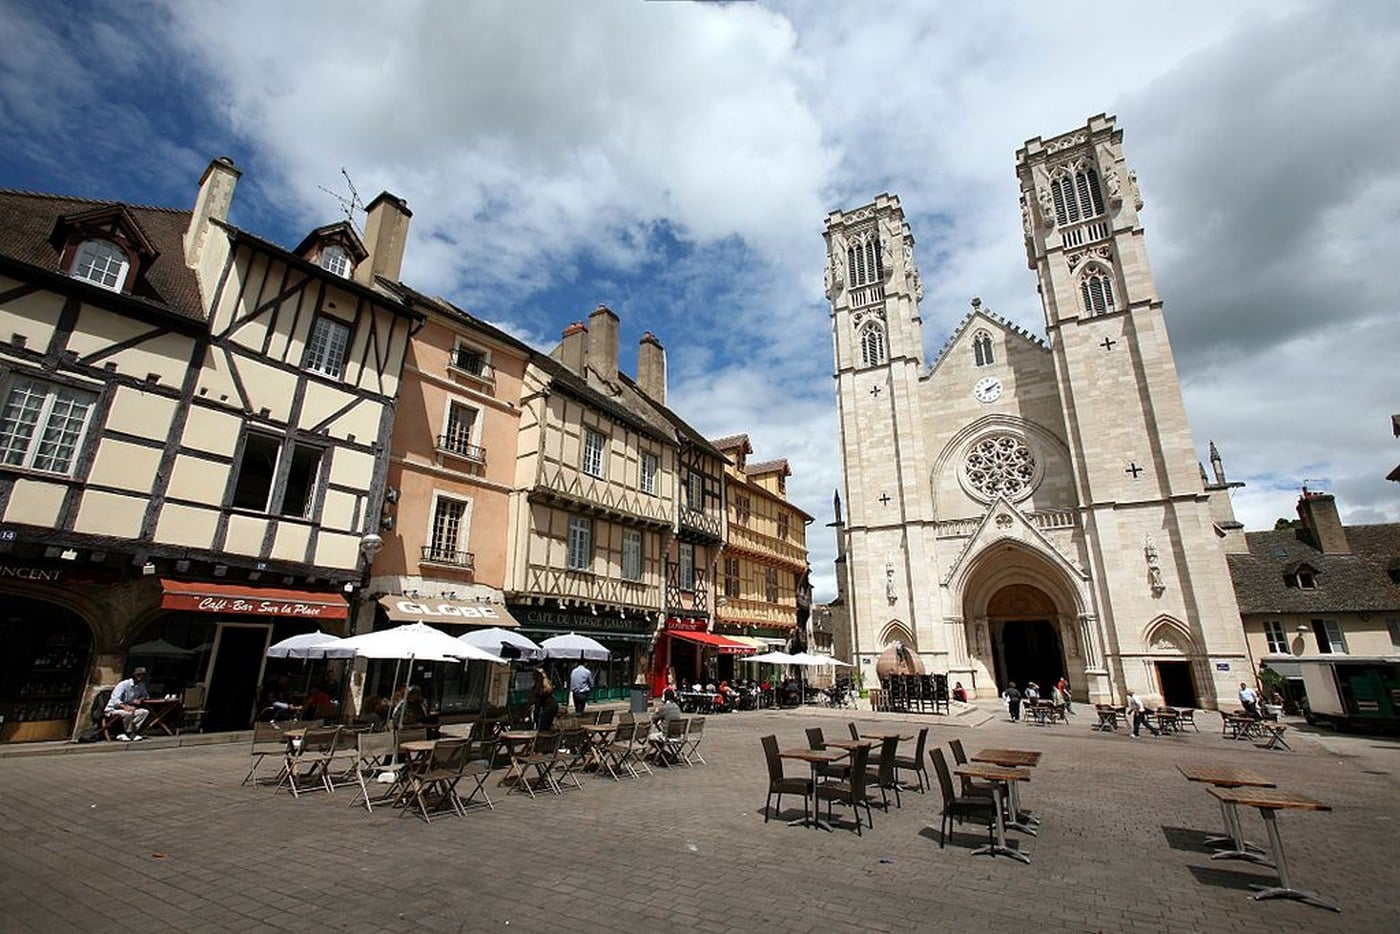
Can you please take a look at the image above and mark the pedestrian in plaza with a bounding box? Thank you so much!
[531,669,559,731]
[1126,688,1159,737]
[569,660,594,716]
[1002,682,1023,722]
[105,666,150,741]
[1055,677,1074,714]
[1238,681,1261,718]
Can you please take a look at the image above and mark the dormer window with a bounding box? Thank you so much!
[71,239,130,292]
[318,245,351,278]
[1284,564,1319,589]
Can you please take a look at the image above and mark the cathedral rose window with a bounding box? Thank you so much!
[963,435,1036,500]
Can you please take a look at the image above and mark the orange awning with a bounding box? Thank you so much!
[668,630,756,655]
[159,579,348,619]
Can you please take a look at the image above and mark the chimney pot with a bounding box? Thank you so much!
[637,331,666,405]
[1296,491,1349,554]
[355,191,413,285]
[554,321,588,374]
[587,305,620,385]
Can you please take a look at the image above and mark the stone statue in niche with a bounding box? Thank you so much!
[974,622,986,656]
[1020,193,1033,238]
[1144,535,1165,597]
[1128,169,1143,211]
[1105,167,1122,203]
[824,251,844,299]
[1037,184,1056,228]
[885,560,897,604]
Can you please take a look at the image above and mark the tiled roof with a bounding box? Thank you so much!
[0,190,204,321]
[530,354,674,444]
[746,458,790,476]
[1227,524,1400,614]
[711,433,751,452]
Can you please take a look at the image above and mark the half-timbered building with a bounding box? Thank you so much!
[0,158,419,741]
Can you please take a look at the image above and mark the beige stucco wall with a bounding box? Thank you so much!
[87,438,162,493]
[153,503,220,548]
[5,478,66,527]
[165,453,230,504]
[73,490,147,538]
[0,280,60,350]
[107,387,177,439]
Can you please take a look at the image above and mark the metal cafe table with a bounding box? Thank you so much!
[1176,763,1274,862]
[972,749,1041,835]
[1206,786,1338,912]
[779,746,850,831]
[952,762,1032,863]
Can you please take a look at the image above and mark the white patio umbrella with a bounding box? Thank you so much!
[128,638,194,657]
[743,650,796,664]
[540,632,611,661]
[458,627,543,660]
[266,631,355,659]
[787,652,852,667]
[310,623,506,728]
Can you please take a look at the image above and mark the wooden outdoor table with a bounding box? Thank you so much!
[860,731,913,742]
[954,763,1032,863]
[1208,787,1337,912]
[1177,763,1275,860]
[824,739,875,752]
[138,698,184,735]
[779,747,850,831]
[973,749,1041,833]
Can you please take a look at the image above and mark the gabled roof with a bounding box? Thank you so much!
[0,190,204,321]
[293,220,368,265]
[712,433,752,454]
[529,352,675,445]
[747,458,791,477]
[617,371,728,461]
[927,304,1048,377]
[1227,524,1400,614]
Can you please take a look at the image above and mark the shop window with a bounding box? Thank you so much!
[1262,620,1288,654]
[0,602,92,742]
[567,516,593,571]
[622,529,643,581]
[0,376,98,475]
[305,315,351,379]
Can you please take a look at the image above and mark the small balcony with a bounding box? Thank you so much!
[448,349,493,382]
[437,434,486,464]
[420,545,475,570]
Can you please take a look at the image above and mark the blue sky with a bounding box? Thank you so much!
[4,0,1398,601]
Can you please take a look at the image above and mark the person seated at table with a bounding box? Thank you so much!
[299,684,334,720]
[531,669,559,731]
[361,694,389,728]
[105,666,151,741]
[648,688,682,745]
[392,685,432,727]
[1024,682,1040,702]
[952,681,968,703]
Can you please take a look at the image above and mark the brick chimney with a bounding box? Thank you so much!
[636,331,666,404]
[1296,491,1350,554]
[587,305,619,384]
[183,156,240,271]
[554,321,588,375]
[354,192,412,286]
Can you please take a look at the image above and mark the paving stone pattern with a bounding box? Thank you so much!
[0,708,1394,933]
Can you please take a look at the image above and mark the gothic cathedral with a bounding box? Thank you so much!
[827,115,1249,708]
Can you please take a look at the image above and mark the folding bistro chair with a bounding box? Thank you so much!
[553,728,589,791]
[627,721,654,776]
[349,730,408,812]
[280,726,341,797]
[1261,723,1292,751]
[652,718,688,767]
[600,721,639,781]
[179,684,207,734]
[514,731,564,798]
[457,735,498,812]
[680,716,706,766]
[242,721,290,786]
[401,738,471,822]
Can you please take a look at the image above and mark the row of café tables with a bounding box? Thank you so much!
[1177,762,1336,911]
[775,724,1044,863]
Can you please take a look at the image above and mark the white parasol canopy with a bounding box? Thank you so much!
[540,632,611,661]
[458,627,543,660]
[313,622,505,663]
[266,631,355,659]
[128,638,194,658]
[787,652,852,667]
[743,651,796,664]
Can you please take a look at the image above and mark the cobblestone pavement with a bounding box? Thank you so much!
[2,707,1395,933]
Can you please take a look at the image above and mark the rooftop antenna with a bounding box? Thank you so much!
[1301,477,1325,497]
[318,167,366,234]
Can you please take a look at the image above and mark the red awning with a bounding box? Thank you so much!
[667,630,756,655]
[159,579,348,620]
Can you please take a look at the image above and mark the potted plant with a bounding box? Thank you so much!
[1258,667,1287,719]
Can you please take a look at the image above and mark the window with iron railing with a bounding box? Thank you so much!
[439,402,485,461]
[423,497,472,567]
[450,345,490,379]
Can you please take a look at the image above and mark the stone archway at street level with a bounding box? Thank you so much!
[955,541,1100,702]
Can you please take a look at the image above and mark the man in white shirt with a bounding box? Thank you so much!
[569,662,594,715]
[105,667,151,741]
[1125,689,1159,738]
[1238,681,1261,718]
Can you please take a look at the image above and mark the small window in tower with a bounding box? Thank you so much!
[1052,177,1075,226]
[1080,271,1116,316]
[1078,168,1105,218]
[71,239,130,291]
[859,323,886,368]
[973,330,994,367]
[319,245,351,278]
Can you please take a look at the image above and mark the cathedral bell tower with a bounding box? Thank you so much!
[825,194,932,669]
[1016,115,1249,706]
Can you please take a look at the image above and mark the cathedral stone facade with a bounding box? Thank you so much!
[827,115,1249,708]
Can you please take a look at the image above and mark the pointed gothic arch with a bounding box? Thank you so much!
[878,620,916,649]
[858,321,886,368]
[1142,614,1198,654]
[1078,262,1117,316]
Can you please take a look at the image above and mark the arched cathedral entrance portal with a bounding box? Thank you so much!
[987,584,1067,694]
